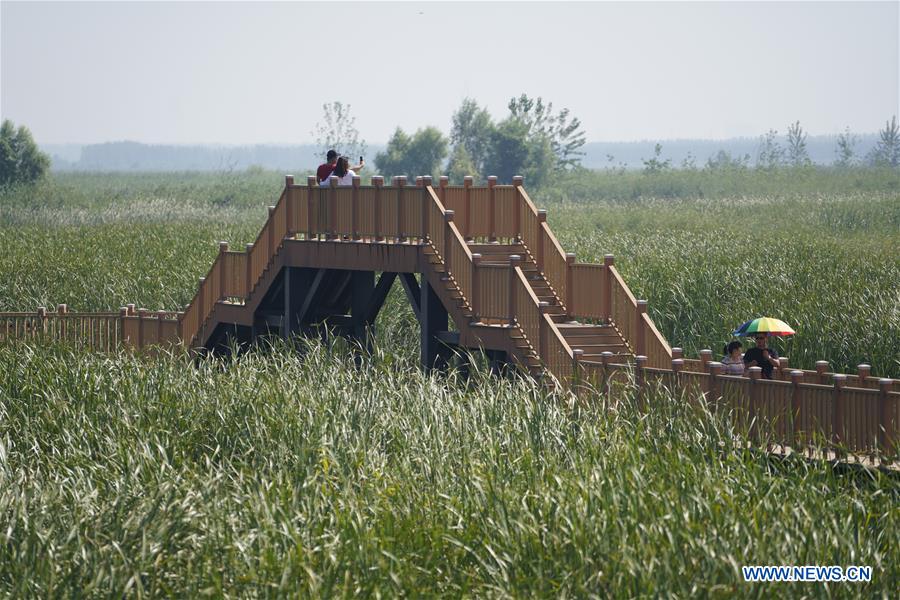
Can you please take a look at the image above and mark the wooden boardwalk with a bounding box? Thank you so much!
[1,175,897,464]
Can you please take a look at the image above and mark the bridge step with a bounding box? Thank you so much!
[581,354,635,365]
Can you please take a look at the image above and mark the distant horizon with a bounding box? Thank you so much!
[4,1,897,146]
[42,132,884,171]
[36,128,890,149]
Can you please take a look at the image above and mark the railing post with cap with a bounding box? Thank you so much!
[816,360,829,385]
[352,176,361,240]
[463,176,473,241]
[472,253,482,320]
[284,175,294,237]
[487,176,497,242]
[572,348,584,389]
[777,357,790,380]
[218,242,228,300]
[373,176,384,241]
[565,253,575,313]
[700,349,713,373]
[508,255,521,325]
[512,175,523,240]
[306,176,317,240]
[857,364,871,384]
[603,254,614,324]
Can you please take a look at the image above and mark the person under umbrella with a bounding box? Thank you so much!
[743,333,779,379]
[733,317,795,379]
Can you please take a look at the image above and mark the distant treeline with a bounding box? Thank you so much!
[43,142,363,173]
[43,134,881,173]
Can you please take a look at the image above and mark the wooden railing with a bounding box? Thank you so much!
[569,263,608,320]
[541,311,576,383]
[2,175,897,461]
[0,305,179,352]
[473,263,511,323]
[576,359,898,462]
[122,307,181,351]
[512,265,543,357]
[680,352,900,393]
[609,265,638,353]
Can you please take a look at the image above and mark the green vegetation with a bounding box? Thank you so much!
[1,169,899,595]
[375,126,448,181]
[1,342,897,596]
[0,120,50,187]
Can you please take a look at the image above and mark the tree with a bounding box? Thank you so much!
[507,94,586,172]
[756,129,784,170]
[705,150,750,171]
[0,120,50,186]
[642,143,671,174]
[482,118,531,184]
[786,120,811,167]
[867,116,900,168]
[374,126,447,179]
[449,99,494,178]
[311,101,367,162]
[446,144,478,184]
[480,117,558,188]
[834,127,857,168]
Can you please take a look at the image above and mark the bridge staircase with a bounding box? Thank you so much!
[3,174,898,462]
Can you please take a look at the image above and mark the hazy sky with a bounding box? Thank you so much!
[2,1,898,144]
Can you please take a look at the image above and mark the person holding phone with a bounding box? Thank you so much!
[316,150,365,184]
[328,156,357,186]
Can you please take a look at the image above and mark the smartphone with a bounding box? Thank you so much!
[359,156,364,163]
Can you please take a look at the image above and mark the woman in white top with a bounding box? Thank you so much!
[323,156,356,186]
[721,341,745,375]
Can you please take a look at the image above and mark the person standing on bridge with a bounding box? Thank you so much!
[329,156,357,186]
[743,333,779,379]
[721,341,745,375]
[316,150,364,184]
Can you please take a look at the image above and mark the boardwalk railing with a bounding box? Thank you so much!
[2,174,896,462]
[577,358,899,463]
[680,351,900,394]
[0,304,178,352]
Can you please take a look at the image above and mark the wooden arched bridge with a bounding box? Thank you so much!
[1,176,897,463]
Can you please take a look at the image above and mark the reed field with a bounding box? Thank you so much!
[1,170,899,596]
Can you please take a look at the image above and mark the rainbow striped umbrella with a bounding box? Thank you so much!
[733,317,795,337]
